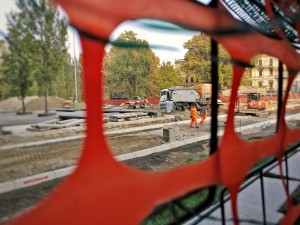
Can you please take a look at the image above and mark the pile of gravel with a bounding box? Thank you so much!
[0,96,39,112]
[0,96,65,112]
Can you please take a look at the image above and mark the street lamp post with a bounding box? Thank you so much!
[73,28,78,103]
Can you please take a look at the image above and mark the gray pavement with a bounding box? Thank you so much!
[185,151,300,225]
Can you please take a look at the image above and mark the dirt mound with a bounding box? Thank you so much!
[0,96,39,112]
[0,96,65,112]
[25,96,65,111]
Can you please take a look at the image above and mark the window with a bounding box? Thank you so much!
[259,59,262,65]
[185,78,188,83]
[269,80,274,88]
[161,91,167,96]
[259,70,263,76]
[258,81,263,87]
[191,77,194,83]
[269,58,273,66]
[270,68,273,76]
[249,93,259,101]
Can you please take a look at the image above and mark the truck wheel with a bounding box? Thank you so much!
[135,104,140,109]
[125,104,130,109]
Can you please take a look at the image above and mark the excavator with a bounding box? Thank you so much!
[236,92,271,117]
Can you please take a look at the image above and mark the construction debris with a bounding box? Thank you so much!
[108,112,149,122]
[28,119,85,131]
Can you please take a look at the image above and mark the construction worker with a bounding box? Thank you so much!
[236,92,241,110]
[268,99,272,109]
[200,104,207,124]
[189,105,199,128]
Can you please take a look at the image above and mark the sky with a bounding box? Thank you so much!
[0,0,200,64]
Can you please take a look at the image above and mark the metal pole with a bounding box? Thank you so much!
[285,153,290,192]
[220,188,226,225]
[73,28,78,103]
[276,61,283,132]
[259,171,266,225]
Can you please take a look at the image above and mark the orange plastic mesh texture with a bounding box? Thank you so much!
[7,0,300,225]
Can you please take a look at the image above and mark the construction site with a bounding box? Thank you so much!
[0,94,300,224]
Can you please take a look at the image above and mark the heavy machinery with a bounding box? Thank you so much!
[236,92,270,117]
[125,96,147,109]
[159,84,222,112]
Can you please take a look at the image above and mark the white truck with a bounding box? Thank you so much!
[159,84,222,112]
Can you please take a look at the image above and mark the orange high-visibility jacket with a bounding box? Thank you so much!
[190,107,198,118]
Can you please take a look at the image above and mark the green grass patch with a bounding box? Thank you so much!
[247,136,266,141]
[142,186,225,225]
[185,153,208,164]
[199,153,208,161]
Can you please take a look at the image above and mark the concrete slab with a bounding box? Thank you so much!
[0,134,84,151]
[14,171,55,189]
[187,202,283,225]
[54,166,76,178]
[266,151,300,180]
[237,177,299,213]
[185,176,299,225]
[134,149,155,158]
[0,181,15,194]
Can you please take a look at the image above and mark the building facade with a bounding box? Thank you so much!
[175,55,300,94]
[250,54,294,94]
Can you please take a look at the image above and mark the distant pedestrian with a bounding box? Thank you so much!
[144,97,149,106]
[200,104,207,124]
[236,93,241,110]
[189,105,199,128]
[268,99,272,109]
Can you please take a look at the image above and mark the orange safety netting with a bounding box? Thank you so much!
[7,0,300,225]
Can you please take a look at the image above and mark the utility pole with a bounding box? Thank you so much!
[73,28,78,103]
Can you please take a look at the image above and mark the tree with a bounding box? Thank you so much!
[104,31,159,98]
[3,12,35,113]
[0,40,10,100]
[149,61,179,97]
[30,0,70,113]
[51,54,75,99]
[180,33,233,89]
[4,0,71,114]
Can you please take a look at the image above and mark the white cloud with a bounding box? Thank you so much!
[109,20,199,64]
[0,2,199,64]
[0,1,18,34]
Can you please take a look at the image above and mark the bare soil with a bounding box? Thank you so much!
[0,106,299,223]
[0,111,279,183]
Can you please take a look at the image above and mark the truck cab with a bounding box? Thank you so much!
[160,89,171,102]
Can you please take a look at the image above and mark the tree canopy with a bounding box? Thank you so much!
[2,0,74,113]
[180,33,233,89]
[0,40,9,100]
[104,30,159,98]
[149,61,179,96]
